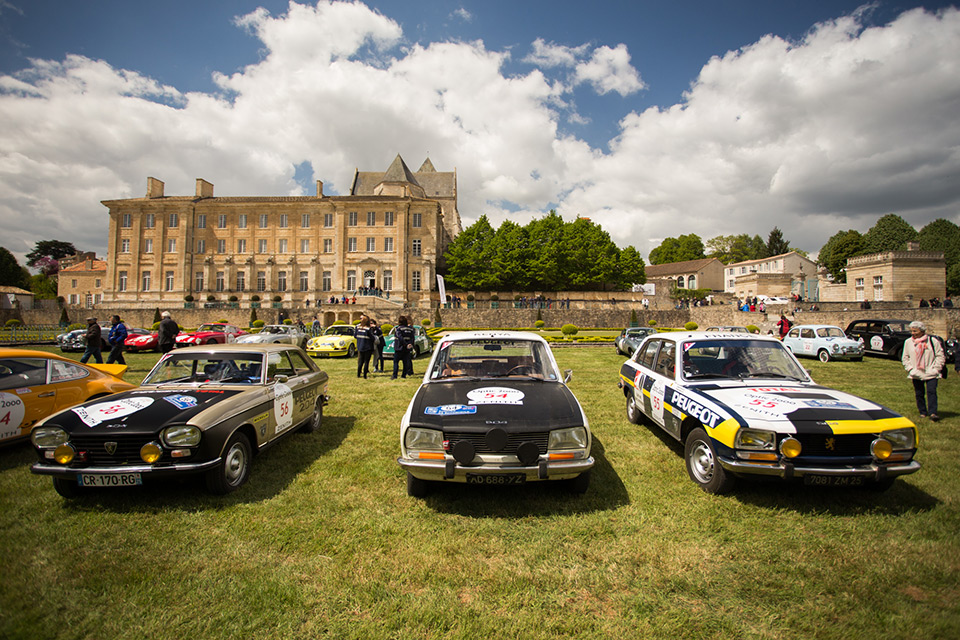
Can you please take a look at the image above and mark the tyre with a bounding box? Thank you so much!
[53,477,82,498]
[346,344,357,358]
[684,428,735,494]
[205,432,252,495]
[300,398,323,434]
[413,346,421,359]
[818,349,831,363]
[206,338,217,345]
[626,393,643,425]
[566,470,590,494]
[406,472,430,497]
[852,357,863,362]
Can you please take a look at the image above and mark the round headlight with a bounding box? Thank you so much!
[871,438,893,460]
[140,442,163,464]
[54,443,76,464]
[162,425,201,447]
[779,437,802,459]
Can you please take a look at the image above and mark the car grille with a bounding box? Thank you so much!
[69,434,168,465]
[782,433,880,464]
[443,430,550,455]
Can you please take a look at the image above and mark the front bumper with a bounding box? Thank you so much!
[31,459,221,479]
[397,455,595,483]
[306,348,349,357]
[718,457,920,481]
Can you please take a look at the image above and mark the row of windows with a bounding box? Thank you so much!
[68,293,103,305]
[68,278,102,289]
[115,269,423,293]
[121,211,422,230]
[120,237,421,256]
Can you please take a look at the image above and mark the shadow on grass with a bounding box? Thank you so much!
[638,418,938,516]
[419,436,631,518]
[0,440,35,472]
[50,414,357,512]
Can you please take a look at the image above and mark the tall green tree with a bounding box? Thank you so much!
[0,247,30,288]
[525,212,567,290]
[29,273,59,299]
[491,220,531,290]
[648,234,705,265]
[706,234,767,264]
[862,214,918,254]
[25,240,77,275]
[562,218,620,290]
[444,215,498,289]
[817,229,866,283]
[616,246,646,289]
[918,218,960,272]
[766,227,790,257]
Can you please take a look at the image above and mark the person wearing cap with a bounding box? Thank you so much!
[901,320,945,422]
[158,311,179,353]
[106,314,128,364]
[80,317,103,364]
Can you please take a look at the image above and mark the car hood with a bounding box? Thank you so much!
[689,382,906,430]
[41,387,249,435]
[408,380,584,432]
[312,335,352,344]
[236,334,271,343]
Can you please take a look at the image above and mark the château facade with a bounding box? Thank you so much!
[100,155,461,308]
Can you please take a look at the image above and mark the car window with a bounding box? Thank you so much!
[653,342,676,379]
[0,358,48,390]
[635,340,660,369]
[787,328,800,338]
[432,339,553,380]
[818,327,844,338]
[800,328,815,339]
[144,353,263,384]
[286,351,313,376]
[49,360,90,383]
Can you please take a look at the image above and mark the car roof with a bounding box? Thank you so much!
[792,324,844,330]
[438,330,550,345]
[0,348,77,361]
[652,331,783,343]
[168,343,297,354]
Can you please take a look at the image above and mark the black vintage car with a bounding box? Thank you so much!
[844,319,912,358]
[30,344,329,497]
[398,332,593,497]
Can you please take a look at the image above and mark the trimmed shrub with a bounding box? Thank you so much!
[228,295,238,302]
[272,295,282,302]
[684,321,699,330]
[561,324,579,336]
[5,318,23,327]
[648,320,658,327]
[422,319,431,327]
[746,325,760,334]
[59,307,70,326]
[206,294,216,302]
[380,323,394,334]
[216,318,229,323]
[252,320,265,328]
[251,294,261,302]
[153,308,162,324]
[535,320,545,329]
[250,308,258,326]
[490,294,499,301]
[151,321,161,331]
[283,318,293,325]
[184,294,194,302]
[466,294,475,302]
[332,320,346,325]
[67,322,85,331]
[631,309,638,325]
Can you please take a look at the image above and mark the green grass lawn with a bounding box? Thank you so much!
[1,345,958,639]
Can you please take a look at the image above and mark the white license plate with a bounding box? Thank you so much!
[78,473,142,487]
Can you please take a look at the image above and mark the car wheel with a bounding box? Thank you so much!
[852,357,863,362]
[53,477,82,498]
[413,346,421,359]
[818,349,831,363]
[301,398,323,434]
[684,428,735,494]
[206,338,217,345]
[406,472,430,497]
[566,470,590,494]
[626,393,643,425]
[205,432,252,495]
[347,344,357,358]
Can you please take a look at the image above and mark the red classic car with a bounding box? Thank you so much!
[124,328,160,352]
[175,323,246,348]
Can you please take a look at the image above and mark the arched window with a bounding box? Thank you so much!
[687,275,696,289]
[677,276,685,288]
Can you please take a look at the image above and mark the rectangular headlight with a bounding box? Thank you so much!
[405,427,443,451]
[882,428,916,450]
[31,426,69,449]
[162,425,201,447]
[735,428,776,450]
[549,427,588,450]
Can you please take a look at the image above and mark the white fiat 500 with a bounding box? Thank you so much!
[398,332,593,497]
[618,332,919,494]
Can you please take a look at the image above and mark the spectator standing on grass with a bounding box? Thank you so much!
[158,311,179,353]
[392,315,416,379]
[901,321,945,422]
[355,315,375,379]
[370,319,384,373]
[106,315,128,365]
[80,317,103,364]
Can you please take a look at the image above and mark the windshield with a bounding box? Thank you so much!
[143,352,265,385]
[681,339,808,382]
[197,324,225,333]
[817,327,846,338]
[324,325,355,336]
[430,339,557,381]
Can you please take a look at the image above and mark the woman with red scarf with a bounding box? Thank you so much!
[901,321,945,421]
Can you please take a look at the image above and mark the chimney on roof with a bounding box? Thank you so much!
[147,177,164,198]
[316,180,324,197]
[906,241,919,251]
[196,179,214,198]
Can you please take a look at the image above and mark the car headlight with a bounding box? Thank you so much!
[32,426,69,449]
[404,427,443,451]
[162,425,201,447]
[882,428,916,450]
[735,428,776,450]
[832,344,840,353]
[337,340,346,347]
[548,427,588,450]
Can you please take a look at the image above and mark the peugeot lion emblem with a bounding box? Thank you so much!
[104,442,118,455]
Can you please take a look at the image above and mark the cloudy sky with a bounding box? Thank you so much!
[1,0,958,266]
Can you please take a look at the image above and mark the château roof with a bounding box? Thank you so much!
[351,154,456,198]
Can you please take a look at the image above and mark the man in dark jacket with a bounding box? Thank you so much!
[354,315,375,379]
[106,315,128,365]
[80,317,103,364]
[392,315,416,379]
[158,311,179,353]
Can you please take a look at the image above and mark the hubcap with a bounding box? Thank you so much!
[224,443,246,484]
[690,442,714,483]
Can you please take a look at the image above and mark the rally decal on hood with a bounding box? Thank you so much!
[73,397,155,428]
[467,387,525,405]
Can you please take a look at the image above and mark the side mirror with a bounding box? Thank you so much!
[272,374,288,384]
[564,369,573,384]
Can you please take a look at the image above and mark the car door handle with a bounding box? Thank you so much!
[37,392,55,398]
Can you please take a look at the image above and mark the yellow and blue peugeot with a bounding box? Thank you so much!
[618,331,919,493]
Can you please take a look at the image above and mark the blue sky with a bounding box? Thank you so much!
[1,0,958,264]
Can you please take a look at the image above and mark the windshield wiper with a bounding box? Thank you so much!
[684,372,732,379]
[741,372,802,380]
